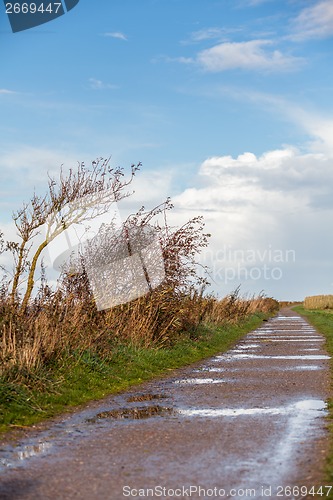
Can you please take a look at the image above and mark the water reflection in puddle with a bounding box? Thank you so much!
[201,364,323,372]
[285,365,322,371]
[233,344,259,350]
[252,339,323,342]
[178,407,284,417]
[174,378,228,385]
[178,399,327,418]
[215,354,330,361]
[274,316,303,320]
[295,399,326,411]
[87,405,174,422]
[250,334,318,338]
[250,335,319,338]
[195,367,227,373]
[1,442,52,468]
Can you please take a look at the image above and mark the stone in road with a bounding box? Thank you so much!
[0,309,331,499]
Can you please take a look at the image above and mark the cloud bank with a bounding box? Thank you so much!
[170,144,333,299]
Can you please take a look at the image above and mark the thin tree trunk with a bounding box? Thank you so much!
[10,240,27,307]
[21,240,48,312]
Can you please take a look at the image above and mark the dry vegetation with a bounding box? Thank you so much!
[279,301,302,308]
[0,159,278,386]
[0,286,277,383]
[304,295,333,311]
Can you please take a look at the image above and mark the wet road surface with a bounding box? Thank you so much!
[0,309,331,499]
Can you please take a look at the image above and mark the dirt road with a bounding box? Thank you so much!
[0,309,331,499]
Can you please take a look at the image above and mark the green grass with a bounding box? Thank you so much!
[0,314,266,432]
[293,306,333,493]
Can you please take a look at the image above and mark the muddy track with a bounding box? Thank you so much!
[0,308,331,500]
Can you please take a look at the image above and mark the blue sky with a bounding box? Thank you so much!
[1,0,333,301]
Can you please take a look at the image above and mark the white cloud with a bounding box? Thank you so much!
[102,32,128,41]
[156,55,193,65]
[88,78,118,90]
[0,89,16,95]
[115,169,174,219]
[196,40,304,72]
[175,147,333,213]
[0,146,80,192]
[286,107,333,156]
[170,146,333,299]
[291,0,333,40]
[257,94,333,156]
[191,28,225,42]
[187,27,232,43]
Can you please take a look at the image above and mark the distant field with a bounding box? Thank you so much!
[304,295,333,311]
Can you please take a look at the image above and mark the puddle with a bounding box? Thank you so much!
[253,339,323,342]
[127,393,167,403]
[174,378,228,385]
[252,334,319,338]
[1,442,52,468]
[249,337,320,342]
[1,397,326,469]
[196,367,228,373]
[265,329,303,332]
[178,407,284,417]
[294,399,326,411]
[233,344,259,350]
[270,399,328,481]
[178,399,327,418]
[249,332,320,337]
[204,364,323,372]
[274,316,303,320]
[267,329,315,332]
[281,365,323,371]
[195,366,227,373]
[232,350,252,354]
[218,354,330,361]
[87,405,174,422]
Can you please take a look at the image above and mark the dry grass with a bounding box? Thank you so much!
[304,295,333,310]
[0,285,278,383]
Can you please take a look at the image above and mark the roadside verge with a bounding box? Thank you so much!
[293,305,333,491]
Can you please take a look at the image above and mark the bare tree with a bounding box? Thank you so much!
[0,229,5,265]
[9,193,49,306]
[7,157,139,311]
